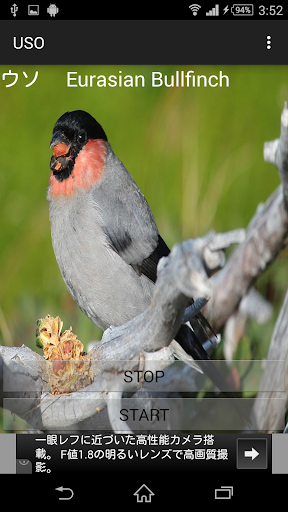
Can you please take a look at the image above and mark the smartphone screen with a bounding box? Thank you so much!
[1,3,288,503]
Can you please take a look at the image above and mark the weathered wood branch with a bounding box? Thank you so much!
[0,238,213,430]
[204,104,288,331]
[264,102,288,209]
[204,186,288,331]
[251,288,288,432]
[223,287,272,361]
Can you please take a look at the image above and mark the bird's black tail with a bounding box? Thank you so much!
[175,324,252,428]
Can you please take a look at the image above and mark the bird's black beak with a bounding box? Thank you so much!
[50,131,70,152]
[50,131,71,173]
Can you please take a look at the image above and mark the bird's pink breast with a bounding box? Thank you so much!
[48,139,107,197]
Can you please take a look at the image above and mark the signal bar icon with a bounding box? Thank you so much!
[206,4,219,16]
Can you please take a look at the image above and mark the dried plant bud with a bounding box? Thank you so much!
[36,314,92,394]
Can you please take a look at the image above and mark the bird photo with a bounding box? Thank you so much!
[47,109,251,426]
[48,110,165,331]
[1,64,287,433]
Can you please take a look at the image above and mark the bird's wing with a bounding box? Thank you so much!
[137,234,170,283]
[92,156,170,283]
[93,148,216,339]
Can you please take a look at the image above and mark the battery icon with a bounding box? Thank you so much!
[231,4,254,15]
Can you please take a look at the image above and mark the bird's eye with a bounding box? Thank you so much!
[77,132,86,144]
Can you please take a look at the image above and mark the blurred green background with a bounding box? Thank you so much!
[0,65,288,430]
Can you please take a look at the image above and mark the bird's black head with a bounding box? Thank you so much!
[50,110,107,182]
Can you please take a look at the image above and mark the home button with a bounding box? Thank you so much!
[133,484,155,503]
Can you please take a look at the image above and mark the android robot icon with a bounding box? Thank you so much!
[47,3,59,17]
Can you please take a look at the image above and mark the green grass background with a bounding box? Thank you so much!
[0,65,287,430]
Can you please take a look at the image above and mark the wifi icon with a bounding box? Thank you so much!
[189,4,201,16]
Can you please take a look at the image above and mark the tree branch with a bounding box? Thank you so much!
[1,239,212,429]
[251,289,288,432]
[264,102,288,209]
[204,103,288,331]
